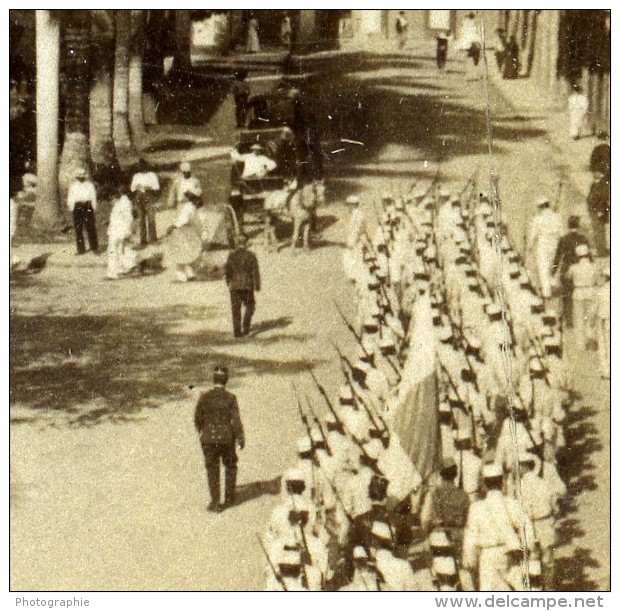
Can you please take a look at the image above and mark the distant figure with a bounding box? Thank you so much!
[552,215,589,327]
[494,28,508,72]
[224,235,261,338]
[10,194,19,267]
[595,268,610,379]
[167,189,204,282]
[436,30,450,71]
[194,365,245,513]
[130,161,161,246]
[246,17,261,53]
[280,14,293,50]
[527,196,563,300]
[502,35,520,79]
[231,143,277,180]
[567,84,589,140]
[107,188,137,280]
[566,244,598,349]
[586,171,610,256]
[167,161,203,210]
[460,12,482,79]
[589,134,610,178]
[395,11,409,50]
[232,70,250,129]
[67,167,98,255]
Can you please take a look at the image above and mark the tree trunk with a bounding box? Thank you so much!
[174,10,192,74]
[33,10,62,229]
[113,9,138,166]
[58,10,92,209]
[89,9,119,187]
[128,10,146,151]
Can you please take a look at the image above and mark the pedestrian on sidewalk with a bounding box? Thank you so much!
[166,189,204,282]
[224,235,261,337]
[595,267,610,379]
[502,35,520,80]
[232,70,250,129]
[395,12,409,50]
[130,161,161,246]
[194,365,245,513]
[567,84,589,140]
[280,13,293,51]
[436,30,450,71]
[67,167,98,255]
[246,17,261,54]
[566,244,598,350]
[552,215,590,327]
[106,187,138,280]
[527,196,563,300]
[493,29,508,73]
[587,139,610,256]
[167,161,203,210]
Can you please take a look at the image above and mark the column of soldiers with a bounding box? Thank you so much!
[259,176,571,592]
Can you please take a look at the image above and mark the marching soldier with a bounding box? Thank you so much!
[462,464,536,590]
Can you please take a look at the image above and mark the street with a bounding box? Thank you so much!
[10,44,610,591]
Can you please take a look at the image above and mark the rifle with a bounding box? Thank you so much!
[333,300,372,360]
[292,382,316,449]
[439,361,478,450]
[307,367,345,430]
[257,534,288,591]
[289,497,312,588]
[333,343,389,438]
[304,395,332,456]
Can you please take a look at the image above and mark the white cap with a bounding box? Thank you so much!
[529,358,543,372]
[371,521,392,542]
[433,556,457,577]
[575,244,589,258]
[296,437,312,454]
[438,326,453,341]
[536,195,550,207]
[486,303,502,316]
[529,559,542,577]
[482,463,503,479]
[364,439,383,460]
[346,195,360,205]
[353,546,368,561]
[179,161,191,173]
[339,385,354,403]
[429,530,451,549]
[285,468,306,484]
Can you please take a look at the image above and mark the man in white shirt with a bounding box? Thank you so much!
[527,196,563,300]
[231,143,277,181]
[167,161,203,209]
[130,162,161,245]
[67,167,98,255]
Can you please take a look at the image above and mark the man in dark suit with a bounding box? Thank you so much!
[224,235,261,337]
[552,215,589,327]
[194,365,245,513]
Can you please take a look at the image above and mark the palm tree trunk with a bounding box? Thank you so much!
[128,10,146,151]
[113,10,138,166]
[33,10,62,229]
[89,9,119,185]
[58,10,92,207]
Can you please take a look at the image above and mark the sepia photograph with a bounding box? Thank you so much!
[8,6,612,597]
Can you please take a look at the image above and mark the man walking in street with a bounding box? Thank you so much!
[67,167,98,255]
[194,365,245,513]
[552,215,589,327]
[527,196,563,301]
[225,235,261,337]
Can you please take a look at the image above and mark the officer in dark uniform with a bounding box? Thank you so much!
[224,235,261,337]
[194,365,245,513]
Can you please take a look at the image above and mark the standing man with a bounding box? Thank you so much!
[395,12,409,50]
[527,196,563,301]
[195,365,245,513]
[131,161,161,246]
[225,235,261,337]
[167,161,202,209]
[67,167,98,255]
[566,244,598,349]
[587,159,610,257]
[552,216,589,327]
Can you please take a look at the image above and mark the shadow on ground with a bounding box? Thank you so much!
[10,305,319,427]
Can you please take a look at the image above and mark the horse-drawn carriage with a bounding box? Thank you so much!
[228,82,324,237]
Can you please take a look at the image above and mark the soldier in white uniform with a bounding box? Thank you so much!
[338,546,380,590]
[462,464,536,591]
[516,453,559,590]
[526,196,563,300]
[343,195,367,282]
[454,429,482,502]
